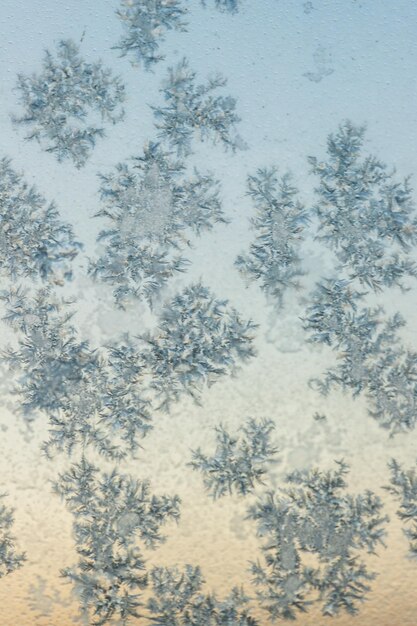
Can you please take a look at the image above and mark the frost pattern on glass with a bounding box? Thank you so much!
[202,0,241,12]
[54,459,180,625]
[89,142,225,307]
[148,565,258,625]
[190,418,278,498]
[114,0,188,69]
[140,282,257,410]
[235,169,308,308]
[303,278,417,434]
[0,158,81,284]
[13,40,126,168]
[0,494,25,579]
[152,58,243,156]
[386,459,417,557]
[310,121,417,292]
[248,461,387,620]
[1,288,153,460]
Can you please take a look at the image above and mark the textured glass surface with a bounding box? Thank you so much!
[0,1,417,624]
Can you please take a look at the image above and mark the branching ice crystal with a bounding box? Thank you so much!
[148,565,259,625]
[248,461,387,620]
[1,286,89,416]
[89,142,225,308]
[54,458,180,625]
[114,0,188,69]
[189,418,278,498]
[43,338,153,461]
[140,283,257,410]
[235,169,308,308]
[13,40,125,168]
[303,278,417,434]
[152,58,243,156]
[309,121,417,291]
[386,459,417,557]
[1,288,152,459]
[0,494,25,579]
[0,158,81,284]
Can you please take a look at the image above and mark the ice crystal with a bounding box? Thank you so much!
[190,418,278,498]
[114,0,188,69]
[303,45,334,83]
[1,288,152,459]
[201,0,240,12]
[89,142,225,307]
[140,283,257,410]
[0,158,81,284]
[386,459,417,557]
[303,278,417,434]
[13,40,125,167]
[43,338,153,461]
[0,494,25,579]
[303,2,315,14]
[248,461,387,620]
[148,565,258,625]
[1,286,89,416]
[54,458,180,625]
[152,58,243,156]
[309,121,417,291]
[235,169,308,308]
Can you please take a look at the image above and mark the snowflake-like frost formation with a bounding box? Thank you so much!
[386,459,417,557]
[309,121,417,291]
[140,283,257,410]
[54,458,180,625]
[0,494,25,579]
[303,278,417,434]
[0,158,81,284]
[13,40,125,167]
[114,0,188,69]
[236,169,308,308]
[190,418,278,498]
[152,58,243,156]
[89,142,225,308]
[1,288,152,459]
[148,565,258,625]
[248,461,387,620]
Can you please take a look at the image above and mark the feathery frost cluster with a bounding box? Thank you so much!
[386,458,417,557]
[54,458,180,625]
[152,58,243,156]
[190,418,278,498]
[13,40,125,167]
[140,283,257,410]
[236,169,308,308]
[1,282,256,454]
[1,288,153,460]
[0,494,25,579]
[303,278,417,434]
[310,121,417,292]
[0,158,81,284]
[303,121,417,434]
[248,461,387,620]
[148,565,258,625]
[89,142,225,307]
[114,0,241,72]
[114,0,188,69]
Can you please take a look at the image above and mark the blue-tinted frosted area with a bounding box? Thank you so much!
[0,1,417,624]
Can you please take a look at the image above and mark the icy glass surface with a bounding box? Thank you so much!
[0,1,417,625]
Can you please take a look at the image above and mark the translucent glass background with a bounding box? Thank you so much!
[0,0,417,623]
